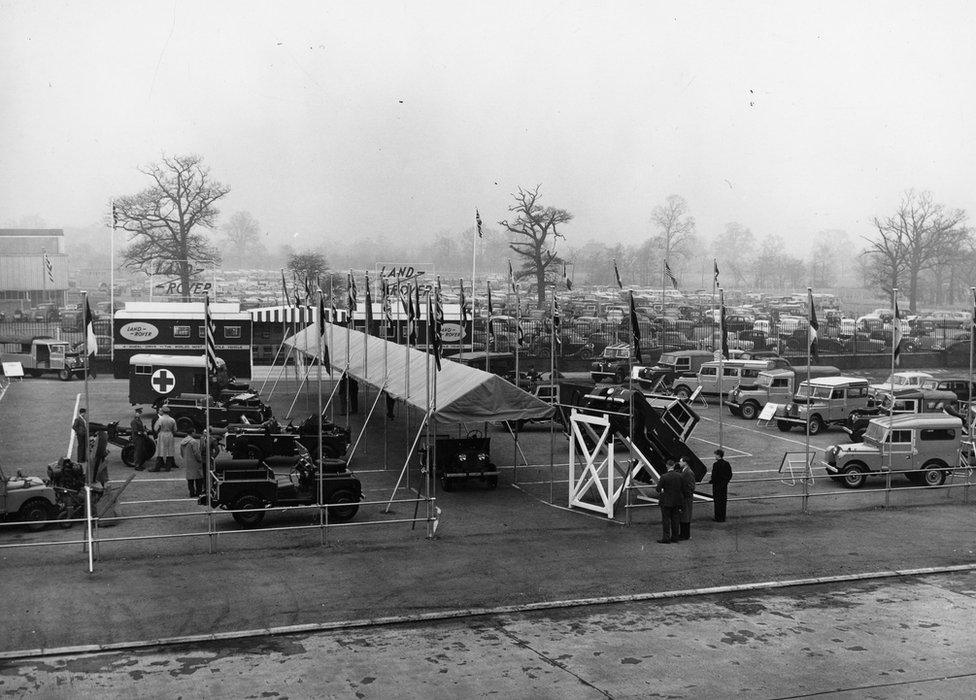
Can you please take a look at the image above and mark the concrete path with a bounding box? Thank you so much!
[4,571,976,699]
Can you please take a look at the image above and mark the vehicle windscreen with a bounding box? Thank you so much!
[863,422,887,445]
[795,384,832,400]
[758,374,775,388]
[658,353,680,367]
[921,379,938,390]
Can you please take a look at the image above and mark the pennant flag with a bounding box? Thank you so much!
[112,204,119,228]
[204,293,219,374]
[508,260,518,296]
[517,322,525,347]
[713,259,720,285]
[303,275,312,303]
[404,285,417,345]
[487,280,494,316]
[43,251,54,284]
[808,290,820,362]
[972,287,976,330]
[630,291,642,364]
[431,288,444,371]
[347,271,358,313]
[664,260,678,290]
[414,284,421,345]
[459,279,469,327]
[476,209,483,238]
[84,297,97,358]
[281,270,290,307]
[318,292,332,373]
[613,259,623,289]
[563,262,573,290]
[330,290,339,326]
[294,292,302,308]
[720,299,729,360]
[381,279,393,325]
[892,298,903,366]
[364,272,374,333]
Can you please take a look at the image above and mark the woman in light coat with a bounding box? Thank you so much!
[151,406,177,472]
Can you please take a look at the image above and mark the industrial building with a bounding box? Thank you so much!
[0,229,68,315]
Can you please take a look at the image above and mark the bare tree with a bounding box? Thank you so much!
[287,250,328,290]
[713,222,755,288]
[499,185,573,307]
[115,155,228,300]
[219,211,265,268]
[650,195,697,269]
[865,190,968,311]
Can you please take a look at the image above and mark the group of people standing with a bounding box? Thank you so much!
[654,449,733,544]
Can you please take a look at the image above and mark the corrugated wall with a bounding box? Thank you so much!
[0,254,69,290]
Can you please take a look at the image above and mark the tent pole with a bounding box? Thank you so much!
[384,416,428,513]
[346,386,384,464]
[317,290,324,546]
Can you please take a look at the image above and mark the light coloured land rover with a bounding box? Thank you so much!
[727,366,840,420]
[824,414,968,488]
[775,376,871,435]
[671,358,791,400]
[867,371,933,399]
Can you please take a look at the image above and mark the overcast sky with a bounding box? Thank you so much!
[2,0,974,253]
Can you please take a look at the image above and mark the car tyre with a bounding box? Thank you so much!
[674,386,691,400]
[808,415,824,435]
[18,499,53,532]
[231,494,266,527]
[740,402,759,420]
[58,369,71,381]
[327,489,359,523]
[246,444,263,460]
[921,461,948,488]
[121,443,136,467]
[176,417,195,435]
[840,463,867,489]
[440,474,455,492]
[776,420,792,432]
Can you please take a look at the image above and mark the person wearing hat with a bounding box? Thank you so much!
[709,449,733,522]
[179,427,205,497]
[150,405,178,472]
[130,406,149,471]
[678,457,696,540]
[655,460,685,544]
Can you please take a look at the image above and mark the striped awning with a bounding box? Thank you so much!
[249,306,348,324]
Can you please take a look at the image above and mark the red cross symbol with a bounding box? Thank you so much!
[151,369,175,394]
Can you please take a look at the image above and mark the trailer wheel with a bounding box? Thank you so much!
[674,386,691,400]
[246,444,263,460]
[121,443,136,468]
[231,494,266,527]
[777,420,792,432]
[176,417,195,435]
[58,369,71,381]
[18,499,54,532]
[327,490,359,523]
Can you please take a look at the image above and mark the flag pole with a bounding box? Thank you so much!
[711,259,717,353]
[804,287,813,513]
[425,291,432,535]
[969,287,975,447]
[83,291,91,486]
[886,287,897,507]
[661,259,666,354]
[472,211,479,355]
[718,287,725,451]
[204,293,214,553]
[317,288,324,542]
[110,207,116,363]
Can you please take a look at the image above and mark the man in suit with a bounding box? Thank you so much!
[130,406,149,471]
[709,449,733,522]
[678,457,696,540]
[655,460,684,544]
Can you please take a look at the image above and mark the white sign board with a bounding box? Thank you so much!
[1,362,24,378]
[758,402,780,422]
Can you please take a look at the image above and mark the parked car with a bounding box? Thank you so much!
[774,376,872,435]
[161,393,274,434]
[1,461,59,531]
[920,377,976,403]
[843,387,959,442]
[867,371,933,399]
[727,366,840,420]
[824,414,968,488]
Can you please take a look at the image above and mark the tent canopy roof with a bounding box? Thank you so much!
[285,323,554,424]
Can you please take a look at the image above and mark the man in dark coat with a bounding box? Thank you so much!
[72,408,88,463]
[655,460,685,544]
[130,406,148,471]
[709,449,733,522]
[91,428,109,487]
[678,457,696,540]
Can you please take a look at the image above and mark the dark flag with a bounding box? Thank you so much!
[414,284,421,345]
[431,289,444,371]
[487,280,494,316]
[318,292,332,373]
[84,297,97,358]
[405,285,417,345]
[204,294,218,374]
[303,275,312,303]
[476,209,483,238]
[629,291,642,364]
[508,260,518,295]
[613,259,623,289]
[808,290,820,362]
[459,279,468,327]
[347,272,358,313]
[720,300,729,360]
[713,259,720,285]
[364,272,374,334]
[563,262,572,290]
[893,298,903,366]
[112,204,119,228]
[664,260,678,290]
[486,281,494,343]
[381,279,393,326]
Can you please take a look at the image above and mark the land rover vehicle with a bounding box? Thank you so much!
[824,414,968,488]
[920,377,976,403]
[433,432,498,491]
[224,415,350,462]
[161,394,273,434]
[868,371,933,399]
[202,455,362,527]
[844,388,959,442]
[590,343,638,384]
[634,350,714,391]
[727,366,840,419]
[1,461,58,531]
[671,358,790,399]
[1,339,86,380]
[775,376,871,435]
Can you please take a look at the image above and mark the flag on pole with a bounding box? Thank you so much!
[43,251,54,284]
[486,280,494,316]
[476,209,483,238]
[629,291,642,364]
[431,288,444,371]
[563,262,572,290]
[893,299,903,366]
[364,272,374,333]
[381,279,393,326]
[330,290,339,326]
[613,260,623,289]
[347,271,358,313]
[414,284,421,345]
[204,293,219,374]
[664,260,678,290]
[403,285,417,345]
[281,270,290,307]
[720,297,729,360]
[459,279,468,327]
[303,275,312,303]
[112,204,119,228]
[318,292,332,373]
[486,281,495,342]
[713,259,720,285]
[808,290,820,362]
[84,297,97,357]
